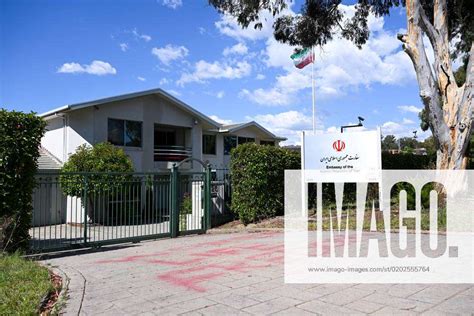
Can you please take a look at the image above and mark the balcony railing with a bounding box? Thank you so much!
[154,145,192,162]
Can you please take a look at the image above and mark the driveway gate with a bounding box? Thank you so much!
[29,161,211,253]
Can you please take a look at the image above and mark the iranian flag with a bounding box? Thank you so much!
[290,47,314,69]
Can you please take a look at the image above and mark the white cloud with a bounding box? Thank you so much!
[131,28,152,42]
[240,88,293,106]
[159,78,170,85]
[161,0,182,9]
[119,43,128,52]
[239,4,416,106]
[246,110,317,144]
[198,27,206,35]
[178,60,251,85]
[137,76,146,82]
[256,74,266,80]
[57,60,117,76]
[216,91,225,99]
[380,120,427,139]
[402,118,415,124]
[215,14,273,41]
[398,105,422,113]
[223,43,248,56]
[209,115,233,125]
[152,45,189,65]
[167,89,181,96]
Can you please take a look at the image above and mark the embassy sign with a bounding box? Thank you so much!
[285,130,474,283]
[302,130,382,182]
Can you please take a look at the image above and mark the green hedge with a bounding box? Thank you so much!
[230,143,300,224]
[382,152,436,169]
[0,109,46,252]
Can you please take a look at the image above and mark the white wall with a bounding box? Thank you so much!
[67,107,93,157]
[42,116,66,162]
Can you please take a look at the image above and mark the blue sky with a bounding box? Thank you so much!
[0,0,429,144]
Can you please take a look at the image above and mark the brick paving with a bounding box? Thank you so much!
[42,232,473,315]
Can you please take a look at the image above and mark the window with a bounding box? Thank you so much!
[238,137,255,145]
[108,118,142,147]
[155,130,176,146]
[202,134,216,155]
[224,136,237,155]
[260,140,275,146]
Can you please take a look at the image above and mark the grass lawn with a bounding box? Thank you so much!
[0,254,53,315]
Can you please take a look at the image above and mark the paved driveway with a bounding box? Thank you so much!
[43,232,473,315]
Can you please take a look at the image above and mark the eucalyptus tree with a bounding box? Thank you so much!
[210,0,473,169]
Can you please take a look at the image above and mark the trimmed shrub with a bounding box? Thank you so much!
[0,109,46,252]
[230,143,300,224]
[382,152,436,169]
[60,142,134,223]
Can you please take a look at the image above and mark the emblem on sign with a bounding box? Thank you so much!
[332,140,345,152]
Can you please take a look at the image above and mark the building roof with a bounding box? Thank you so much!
[220,121,286,141]
[39,88,286,141]
[38,147,62,169]
[39,88,221,128]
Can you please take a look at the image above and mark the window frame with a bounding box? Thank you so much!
[107,118,143,148]
[224,135,237,155]
[237,136,255,145]
[202,134,217,155]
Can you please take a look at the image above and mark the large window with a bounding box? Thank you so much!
[238,137,255,145]
[202,134,216,155]
[108,118,142,147]
[224,136,237,155]
[155,130,176,146]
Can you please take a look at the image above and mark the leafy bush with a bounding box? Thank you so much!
[0,109,46,252]
[230,143,300,224]
[60,142,134,222]
[382,152,436,169]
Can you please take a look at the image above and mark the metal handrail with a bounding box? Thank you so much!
[154,145,192,162]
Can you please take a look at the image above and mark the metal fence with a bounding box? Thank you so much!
[30,169,214,253]
[210,168,234,226]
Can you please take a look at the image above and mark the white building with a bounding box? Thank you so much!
[39,88,286,171]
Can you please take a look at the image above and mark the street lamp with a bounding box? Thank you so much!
[341,116,365,133]
[412,130,418,139]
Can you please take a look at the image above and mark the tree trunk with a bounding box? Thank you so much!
[399,0,473,170]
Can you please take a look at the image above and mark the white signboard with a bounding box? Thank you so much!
[302,129,382,182]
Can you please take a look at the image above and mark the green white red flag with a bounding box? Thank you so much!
[290,47,314,69]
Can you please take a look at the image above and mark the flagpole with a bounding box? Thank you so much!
[311,45,315,134]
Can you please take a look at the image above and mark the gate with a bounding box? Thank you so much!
[29,161,211,253]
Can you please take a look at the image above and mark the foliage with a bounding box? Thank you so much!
[0,253,53,315]
[180,192,193,215]
[60,142,134,197]
[419,108,430,132]
[209,1,473,62]
[381,135,398,151]
[0,109,46,252]
[420,136,437,156]
[230,143,300,224]
[382,152,436,170]
[60,142,134,223]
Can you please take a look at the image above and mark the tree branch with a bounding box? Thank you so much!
[453,43,474,168]
[401,0,450,146]
[418,2,439,55]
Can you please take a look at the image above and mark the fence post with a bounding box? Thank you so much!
[204,165,212,230]
[83,174,88,245]
[170,165,179,238]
